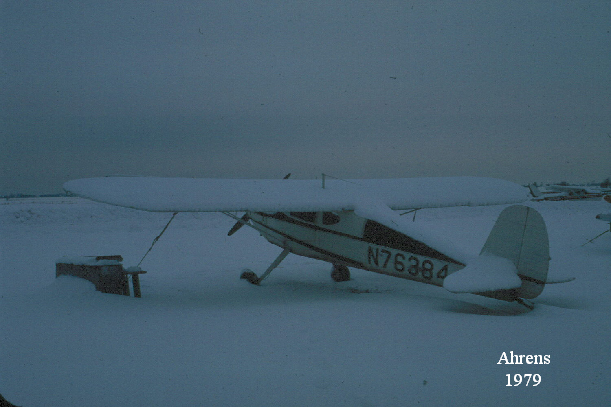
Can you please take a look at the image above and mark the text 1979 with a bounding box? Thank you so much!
[506,374,541,386]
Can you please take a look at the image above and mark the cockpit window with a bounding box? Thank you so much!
[289,212,317,223]
[322,212,340,225]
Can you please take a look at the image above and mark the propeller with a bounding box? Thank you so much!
[227,213,250,236]
[227,173,292,236]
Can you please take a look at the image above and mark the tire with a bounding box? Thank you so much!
[331,265,350,282]
[240,269,260,285]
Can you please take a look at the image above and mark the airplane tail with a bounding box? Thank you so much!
[528,183,542,198]
[480,205,549,300]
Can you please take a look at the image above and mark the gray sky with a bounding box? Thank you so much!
[1,0,609,195]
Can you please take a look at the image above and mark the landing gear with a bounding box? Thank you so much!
[240,269,260,284]
[331,264,350,282]
[240,248,290,285]
[515,298,535,310]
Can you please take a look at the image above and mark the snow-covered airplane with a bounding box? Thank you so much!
[64,176,553,310]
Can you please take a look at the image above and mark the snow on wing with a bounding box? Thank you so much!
[354,177,528,209]
[63,176,527,213]
[63,177,357,212]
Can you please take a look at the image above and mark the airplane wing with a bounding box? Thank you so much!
[63,176,527,213]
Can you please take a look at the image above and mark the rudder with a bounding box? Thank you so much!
[481,205,549,299]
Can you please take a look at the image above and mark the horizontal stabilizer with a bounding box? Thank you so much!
[443,255,521,294]
[545,277,575,284]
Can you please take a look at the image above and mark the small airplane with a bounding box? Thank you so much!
[528,182,608,201]
[64,175,558,310]
[583,194,611,246]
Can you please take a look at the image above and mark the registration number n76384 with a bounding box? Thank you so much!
[367,246,449,281]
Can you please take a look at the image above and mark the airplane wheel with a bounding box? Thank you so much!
[331,265,350,282]
[240,269,260,285]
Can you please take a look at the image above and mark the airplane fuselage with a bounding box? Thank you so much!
[247,210,465,287]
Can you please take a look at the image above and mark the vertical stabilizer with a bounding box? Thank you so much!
[481,205,549,299]
[528,183,542,198]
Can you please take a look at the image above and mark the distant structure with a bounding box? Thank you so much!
[56,256,146,298]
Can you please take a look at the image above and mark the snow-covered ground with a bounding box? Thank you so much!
[1,197,609,406]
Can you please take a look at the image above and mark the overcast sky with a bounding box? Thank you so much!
[1,0,609,195]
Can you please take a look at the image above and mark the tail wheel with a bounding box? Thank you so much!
[331,265,350,282]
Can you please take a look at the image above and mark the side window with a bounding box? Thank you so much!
[322,212,340,225]
[289,212,317,223]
